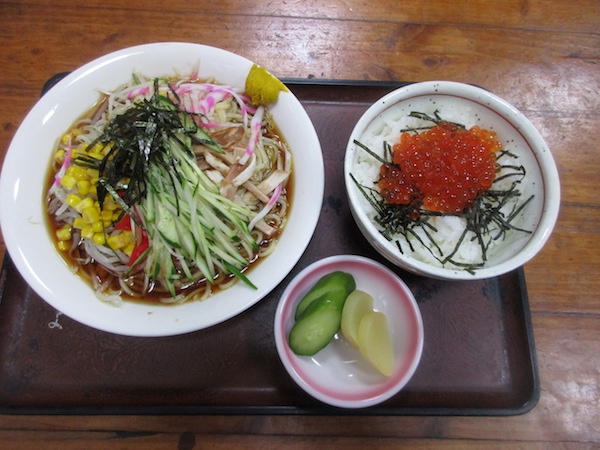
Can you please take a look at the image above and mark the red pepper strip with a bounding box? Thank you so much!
[128,230,149,266]
[114,215,132,231]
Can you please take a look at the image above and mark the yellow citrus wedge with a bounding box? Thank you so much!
[341,290,374,348]
[245,64,289,106]
[357,311,395,377]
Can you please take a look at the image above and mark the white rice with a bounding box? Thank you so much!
[351,103,534,270]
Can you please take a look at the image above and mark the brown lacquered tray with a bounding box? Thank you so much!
[0,79,539,415]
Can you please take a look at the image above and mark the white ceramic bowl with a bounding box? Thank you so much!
[274,255,424,409]
[344,81,560,280]
[0,42,324,336]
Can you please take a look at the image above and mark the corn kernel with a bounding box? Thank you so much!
[87,168,100,178]
[53,149,66,164]
[60,134,71,145]
[124,242,135,256]
[103,142,114,153]
[107,231,132,250]
[92,143,105,154]
[81,225,94,240]
[74,197,94,213]
[66,165,89,181]
[65,165,78,177]
[101,210,113,221]
[57,241,70,252]
[82,207,100,224]
[77,180,91,196]
[65,194,82,208]
[87,152,103,161]
[73,217,85,229]
[60,174,77,190]
[92,233,106,245]
[92,221,104,233]
[104,198,118,211]
[56,226,72,241]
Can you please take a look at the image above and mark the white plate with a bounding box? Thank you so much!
[0,42,324,336]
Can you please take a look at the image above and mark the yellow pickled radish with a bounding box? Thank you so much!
[341,290,374,348]
[357,311,395,377]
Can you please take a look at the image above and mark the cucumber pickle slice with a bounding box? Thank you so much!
[294,271,356,320]
[288,271,356,356]
[289,300,343,356]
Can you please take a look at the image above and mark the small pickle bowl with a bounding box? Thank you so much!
[273,255,424,409]
[344,81,560,280]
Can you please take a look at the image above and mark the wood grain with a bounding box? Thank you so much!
[0,0,598,447]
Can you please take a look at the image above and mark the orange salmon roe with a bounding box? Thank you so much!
[378,121,502,213]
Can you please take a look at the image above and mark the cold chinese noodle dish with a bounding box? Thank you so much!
[46,70,292,305]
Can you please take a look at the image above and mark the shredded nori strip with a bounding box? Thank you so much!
[73,78,222,225]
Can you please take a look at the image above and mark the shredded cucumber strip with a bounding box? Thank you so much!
[139,137,258,295]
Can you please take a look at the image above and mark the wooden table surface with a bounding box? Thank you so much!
[0,1,598,448]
